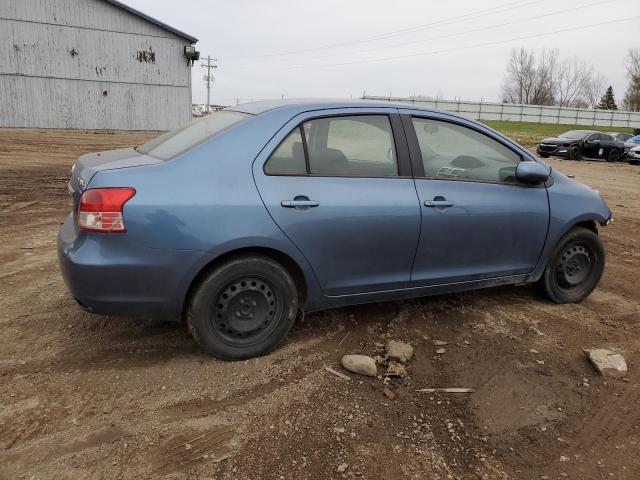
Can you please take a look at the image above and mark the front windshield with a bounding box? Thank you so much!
[558,130,590,139]
[136,111,250,160]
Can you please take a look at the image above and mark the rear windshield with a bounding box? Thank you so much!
[136,111,250,160]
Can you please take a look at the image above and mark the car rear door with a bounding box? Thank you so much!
[253,109,421,296]
[582,132,602,158]
[400,110,550,286]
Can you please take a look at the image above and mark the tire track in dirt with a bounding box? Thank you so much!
[570,389,640,453]
[159,360,319,423]
[147,425,237,475]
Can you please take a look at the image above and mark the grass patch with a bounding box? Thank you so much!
[482,120,634,148]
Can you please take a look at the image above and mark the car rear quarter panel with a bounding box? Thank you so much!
[86,109,325,311]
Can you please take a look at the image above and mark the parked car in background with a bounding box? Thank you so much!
[537,130,625,161]
[608,132,640,159]
[58,100,612,360]
[607,132,633,142]
[628,145,640,164]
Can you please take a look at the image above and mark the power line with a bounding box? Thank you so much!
[279,15,640,70]
[230,0,545,59]
[288,0,616,62]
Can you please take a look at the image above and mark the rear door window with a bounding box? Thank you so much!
[304,115,398,177]
[264,115,399,177]
[264,128,307,175]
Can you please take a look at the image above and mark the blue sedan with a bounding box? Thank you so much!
[58,100,612,359]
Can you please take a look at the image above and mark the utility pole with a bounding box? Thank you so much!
[201,56,218,113]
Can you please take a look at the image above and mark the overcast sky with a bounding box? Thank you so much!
[126,0,639,106]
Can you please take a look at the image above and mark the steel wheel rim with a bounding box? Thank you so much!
[555,244,593,290]
[211,277,279,346]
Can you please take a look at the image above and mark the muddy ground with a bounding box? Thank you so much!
[1,128,639,480]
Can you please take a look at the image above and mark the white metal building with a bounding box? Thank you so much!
[0,0,198,130]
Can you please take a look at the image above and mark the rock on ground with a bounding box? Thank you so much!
[386,340,414,363]
[585,348,628,378]
[341,355,377,377]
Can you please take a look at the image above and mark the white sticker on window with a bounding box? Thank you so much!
[598,148,603,156]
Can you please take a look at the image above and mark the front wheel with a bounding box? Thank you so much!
[187,255,299,360]
[538,227,605,303]
[568,146,582,160]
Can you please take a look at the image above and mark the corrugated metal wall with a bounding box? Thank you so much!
[364,96,640,128]
[0,0,193,130]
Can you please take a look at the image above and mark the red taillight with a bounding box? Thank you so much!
[78,188,136,232]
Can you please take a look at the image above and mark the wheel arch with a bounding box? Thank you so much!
[181,246,308,319]
[527,215,603,282]
[573,219,598,234]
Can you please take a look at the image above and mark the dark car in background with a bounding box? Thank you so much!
[537,130,625,161]
[607,132,633,143]
[608,132,640,160]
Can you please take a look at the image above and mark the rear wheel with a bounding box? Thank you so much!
[539,153,550,158]
[187,255,298,360]
[538,227,605,303]
[607,149,620,162]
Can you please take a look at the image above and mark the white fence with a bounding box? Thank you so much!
[363,96,640,129]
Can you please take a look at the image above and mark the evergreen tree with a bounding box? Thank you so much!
[597,86,618,110]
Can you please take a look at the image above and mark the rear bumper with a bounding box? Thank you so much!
[57,214,207,320]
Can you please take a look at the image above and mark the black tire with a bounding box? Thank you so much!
[539,153,550,158]
[538,227,605,304]
[606,149,620,162]
[568,145,582,160]
[187,255,298,360]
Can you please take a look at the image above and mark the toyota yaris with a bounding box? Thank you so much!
[58,100,612,359]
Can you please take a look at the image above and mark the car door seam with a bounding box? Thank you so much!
[397,111,424,283]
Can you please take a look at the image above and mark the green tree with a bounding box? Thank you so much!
[597,86,618,110]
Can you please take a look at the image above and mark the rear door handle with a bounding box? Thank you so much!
[424,200,454,208]
[281,199,320,208]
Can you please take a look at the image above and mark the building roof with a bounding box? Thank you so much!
[104,0,198,43]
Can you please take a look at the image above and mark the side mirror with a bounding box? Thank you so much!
[516,161,550,184]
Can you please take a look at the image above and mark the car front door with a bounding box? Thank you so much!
[253,109,421,296]
[400,111,550,286]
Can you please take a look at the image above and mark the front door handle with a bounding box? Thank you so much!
[424,199,454,208]
[281,197,320,208]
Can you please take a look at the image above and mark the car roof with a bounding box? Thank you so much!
[225,98,450,116]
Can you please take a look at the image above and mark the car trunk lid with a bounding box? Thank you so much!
[69,147,161,194]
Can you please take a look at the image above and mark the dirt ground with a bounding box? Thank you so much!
[1,128,639,480]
